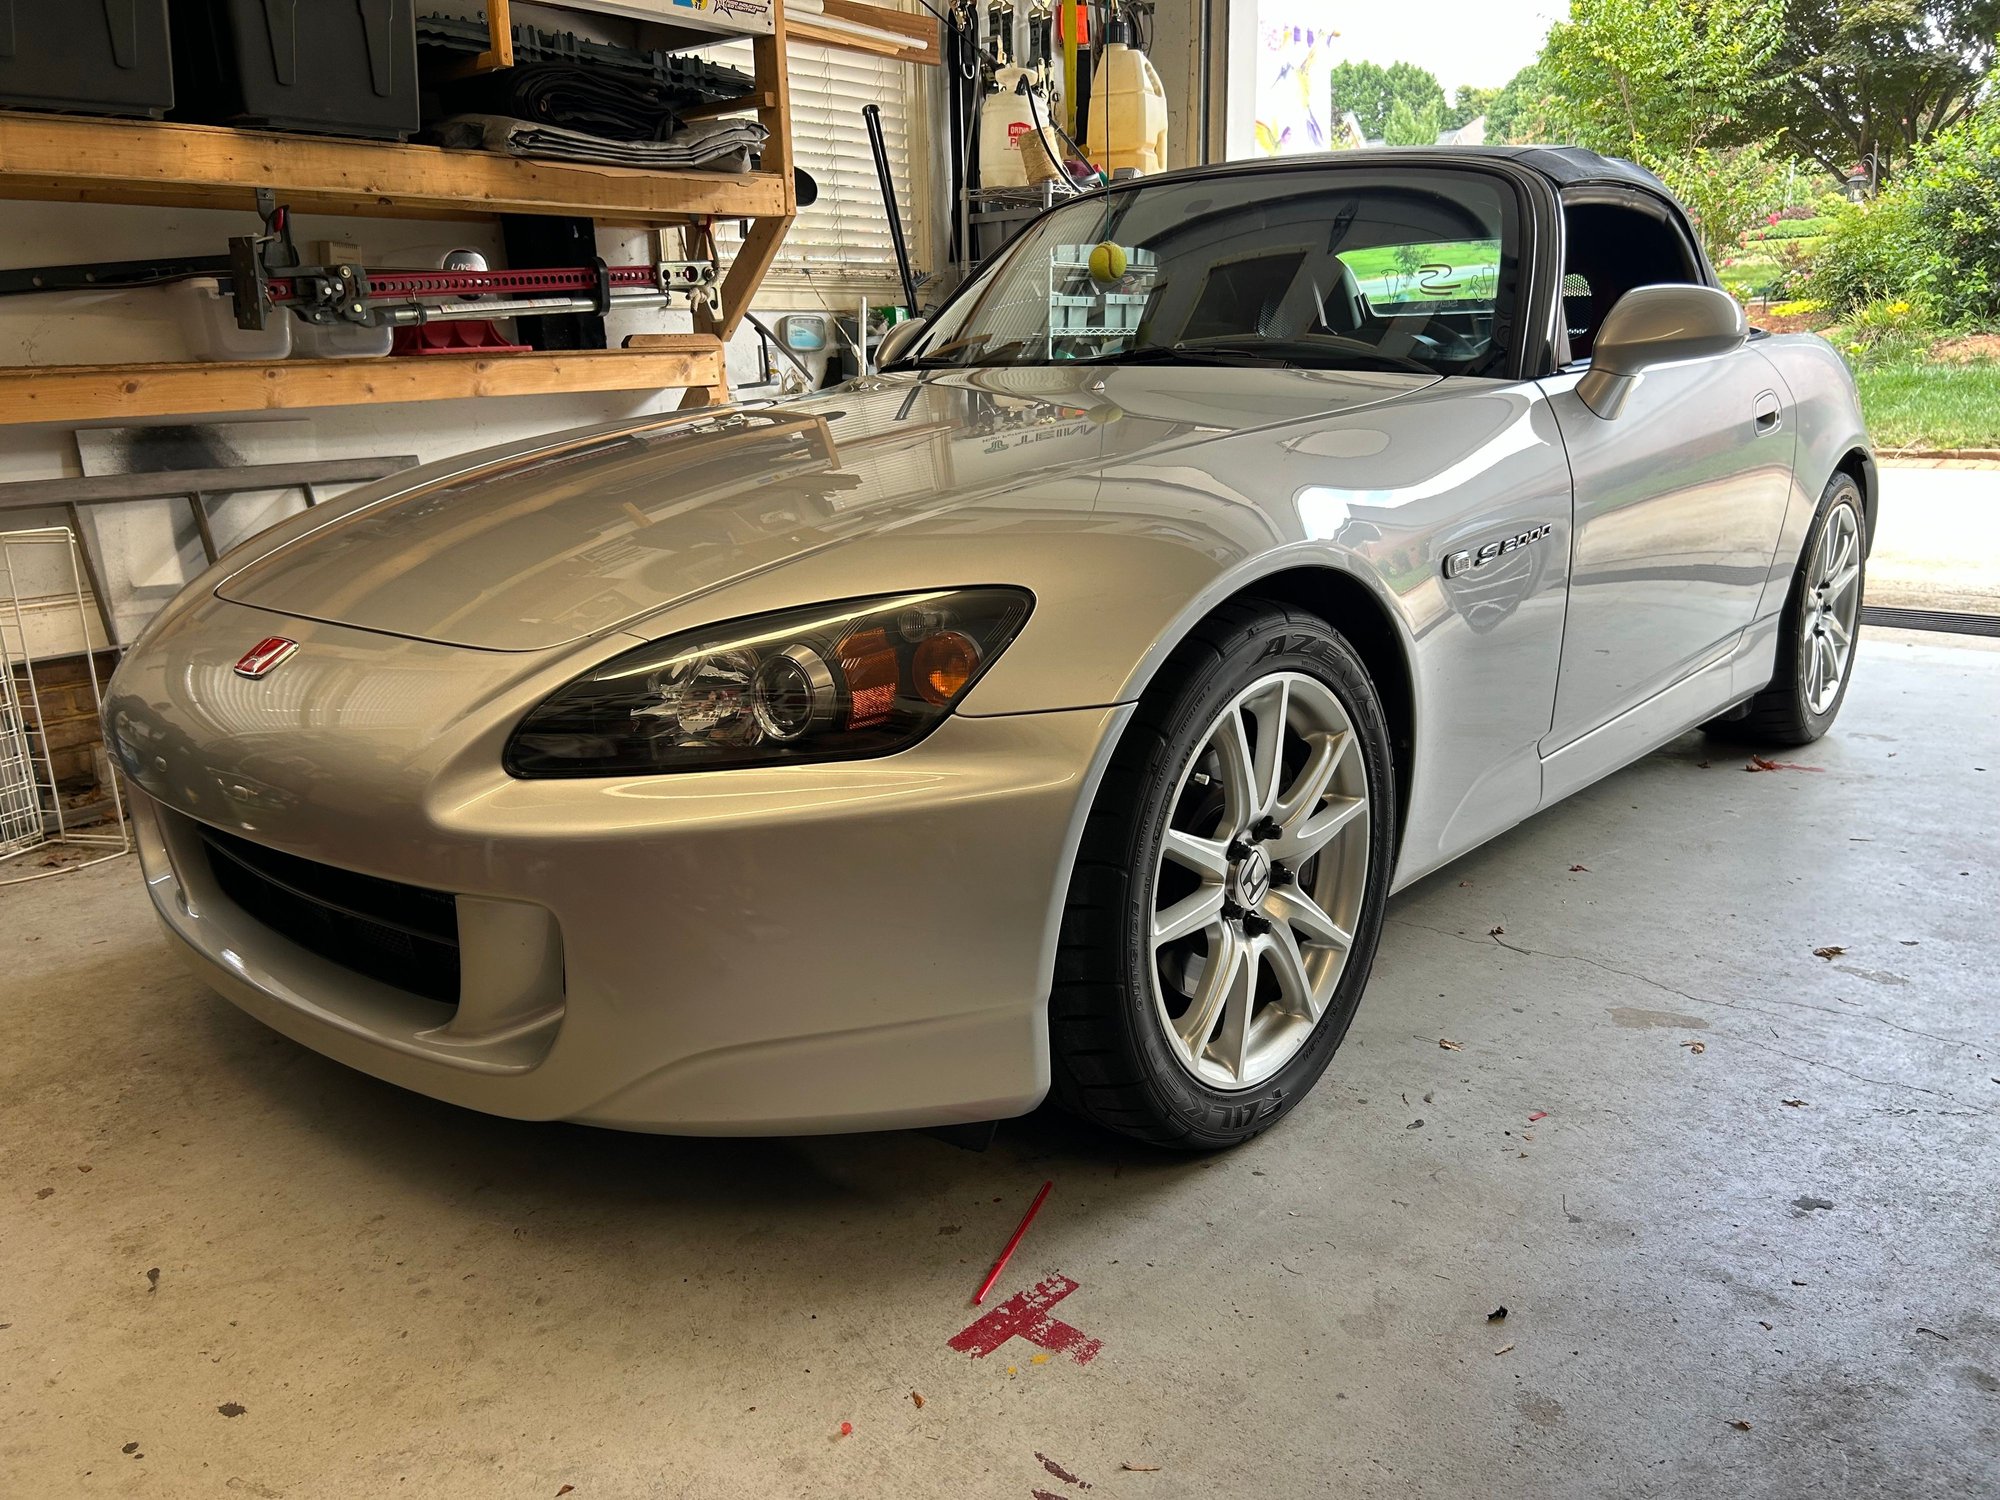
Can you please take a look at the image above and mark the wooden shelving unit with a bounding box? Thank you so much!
[0,347,725,427]
[0,0,825,424]
[0,112,791,225]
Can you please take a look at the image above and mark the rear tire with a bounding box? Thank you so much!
[1706,472,1865,747]
[1049,601,1396,1150]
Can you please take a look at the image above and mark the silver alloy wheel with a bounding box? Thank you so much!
[1804,500,1862,715]
[1149,671,1370,1091]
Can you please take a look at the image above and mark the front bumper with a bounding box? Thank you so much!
[113,605,1129,1134]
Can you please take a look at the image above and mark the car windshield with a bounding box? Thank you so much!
[897,165,1518,377]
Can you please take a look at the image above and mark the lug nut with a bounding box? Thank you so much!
[1226,837,1254,861]
[1269,865,1295,888]
[1221,899,1245,921]
[1252,816,1283,842]
[1242,914,1272,936]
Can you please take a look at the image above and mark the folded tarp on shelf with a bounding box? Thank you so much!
[437,61,742,142]
[431,114,768,171]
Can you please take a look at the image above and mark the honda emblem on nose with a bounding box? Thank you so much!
[234,637,298,678]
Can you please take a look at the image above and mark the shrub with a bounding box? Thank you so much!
[1903,102,2000,326]
[1744,216,1833,241]
[1802,195,1921,315]
[1839,298,1934,365]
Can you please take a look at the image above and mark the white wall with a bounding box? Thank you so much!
[0,198,840,654]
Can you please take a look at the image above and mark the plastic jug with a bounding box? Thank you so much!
[1085,32,1168,176]
[980,66,1055,190]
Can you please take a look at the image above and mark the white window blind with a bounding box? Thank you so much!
[707,38,919,291]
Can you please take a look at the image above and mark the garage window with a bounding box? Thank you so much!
[707,39,921,293]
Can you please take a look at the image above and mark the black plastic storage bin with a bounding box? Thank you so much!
[0,0,174,118]
[171,0,417,139]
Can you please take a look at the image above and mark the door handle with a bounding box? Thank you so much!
[1753,390,1782,434]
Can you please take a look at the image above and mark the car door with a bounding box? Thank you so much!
[1539,197,1795,750]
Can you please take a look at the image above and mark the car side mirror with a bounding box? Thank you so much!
[1577,284,1747,419]
[873,316,929,369]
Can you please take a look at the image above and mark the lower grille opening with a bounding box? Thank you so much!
[199,825,462,1007]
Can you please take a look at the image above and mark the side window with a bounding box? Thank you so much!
[1561,200,1702,362]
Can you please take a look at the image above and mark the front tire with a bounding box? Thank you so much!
[1707,472,1865,746]
[1049,602,1396,1149]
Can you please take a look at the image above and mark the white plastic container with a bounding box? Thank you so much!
[980,65,1058,190]
[1085,39,1169,176]
[292,318,394,359]
[171,277,290,362]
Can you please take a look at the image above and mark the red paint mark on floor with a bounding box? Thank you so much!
[947,1272,1102,1366]
[1035,1451,1091,1488]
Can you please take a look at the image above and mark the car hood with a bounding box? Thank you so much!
[214,364,1436,650]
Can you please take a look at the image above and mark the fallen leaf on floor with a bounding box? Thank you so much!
[145,1267,159,1291]
[1759,1321,1774,1331]
[1521,1132,1535,1142]
[216,1403,245,1419]
[1458,880,1472,887]
[1489,925,1505,937]
[1681,1040,1706,1054]
[1917,1327,1949,1341]
[1487,1306,1508,1322]
[1900,939,1919,946]
[1569,864,1589,872]
[1494,1343,1516,1356]
[1528,1110,1548,1122]
[1697,759,1711,768]
[1407,1119,1425,1130]
[1422,1091,1434,1103]
[1812,945,1846,960]
[1791,1196,1834,1212]
[1727,1419,1752,1432]
[557,1487,574,1497]
[910,1390,924,1409]
[35,1187,53,1199]
[1439,1038,1463,1051]
[1123,1463,1163,1472]
[1746,755,1823,773]
[76,1164,92,1174]
[1782,1098,1807,1108]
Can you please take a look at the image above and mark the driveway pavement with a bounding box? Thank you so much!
[1870,463,2000,615]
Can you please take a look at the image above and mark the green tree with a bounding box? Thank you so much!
[1445,85,1501,132]
[1383,96,1448,145]
[1327,60,1447,142]
[1650,142,1786,259]
[1744,0,1999,182]
[1484,63,1558,143]
[1540,0,1786,158]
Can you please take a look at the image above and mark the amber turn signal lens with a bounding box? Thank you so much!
[913,629,981,706]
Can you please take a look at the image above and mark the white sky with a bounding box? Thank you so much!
[1316,1,1570,94]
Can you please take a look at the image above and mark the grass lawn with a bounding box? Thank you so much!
[1853,359,2000,451]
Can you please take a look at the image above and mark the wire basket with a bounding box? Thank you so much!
[0,527,130,885]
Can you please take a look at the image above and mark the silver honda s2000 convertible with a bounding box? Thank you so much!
[107,147,1874,1148]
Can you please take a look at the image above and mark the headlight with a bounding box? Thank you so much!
[504,588,1033,777]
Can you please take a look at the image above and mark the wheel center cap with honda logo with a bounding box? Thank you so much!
[234,637,298,679]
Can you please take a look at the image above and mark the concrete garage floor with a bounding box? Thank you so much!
[4,629,1997,1500]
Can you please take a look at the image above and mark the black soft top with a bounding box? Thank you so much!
[1143,144,1676,204]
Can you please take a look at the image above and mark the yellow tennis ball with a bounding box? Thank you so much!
[1088,241,1128,284]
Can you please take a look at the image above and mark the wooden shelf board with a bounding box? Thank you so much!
[0,348,725,426]
[793,0,940,63]
[0,112,788,226]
